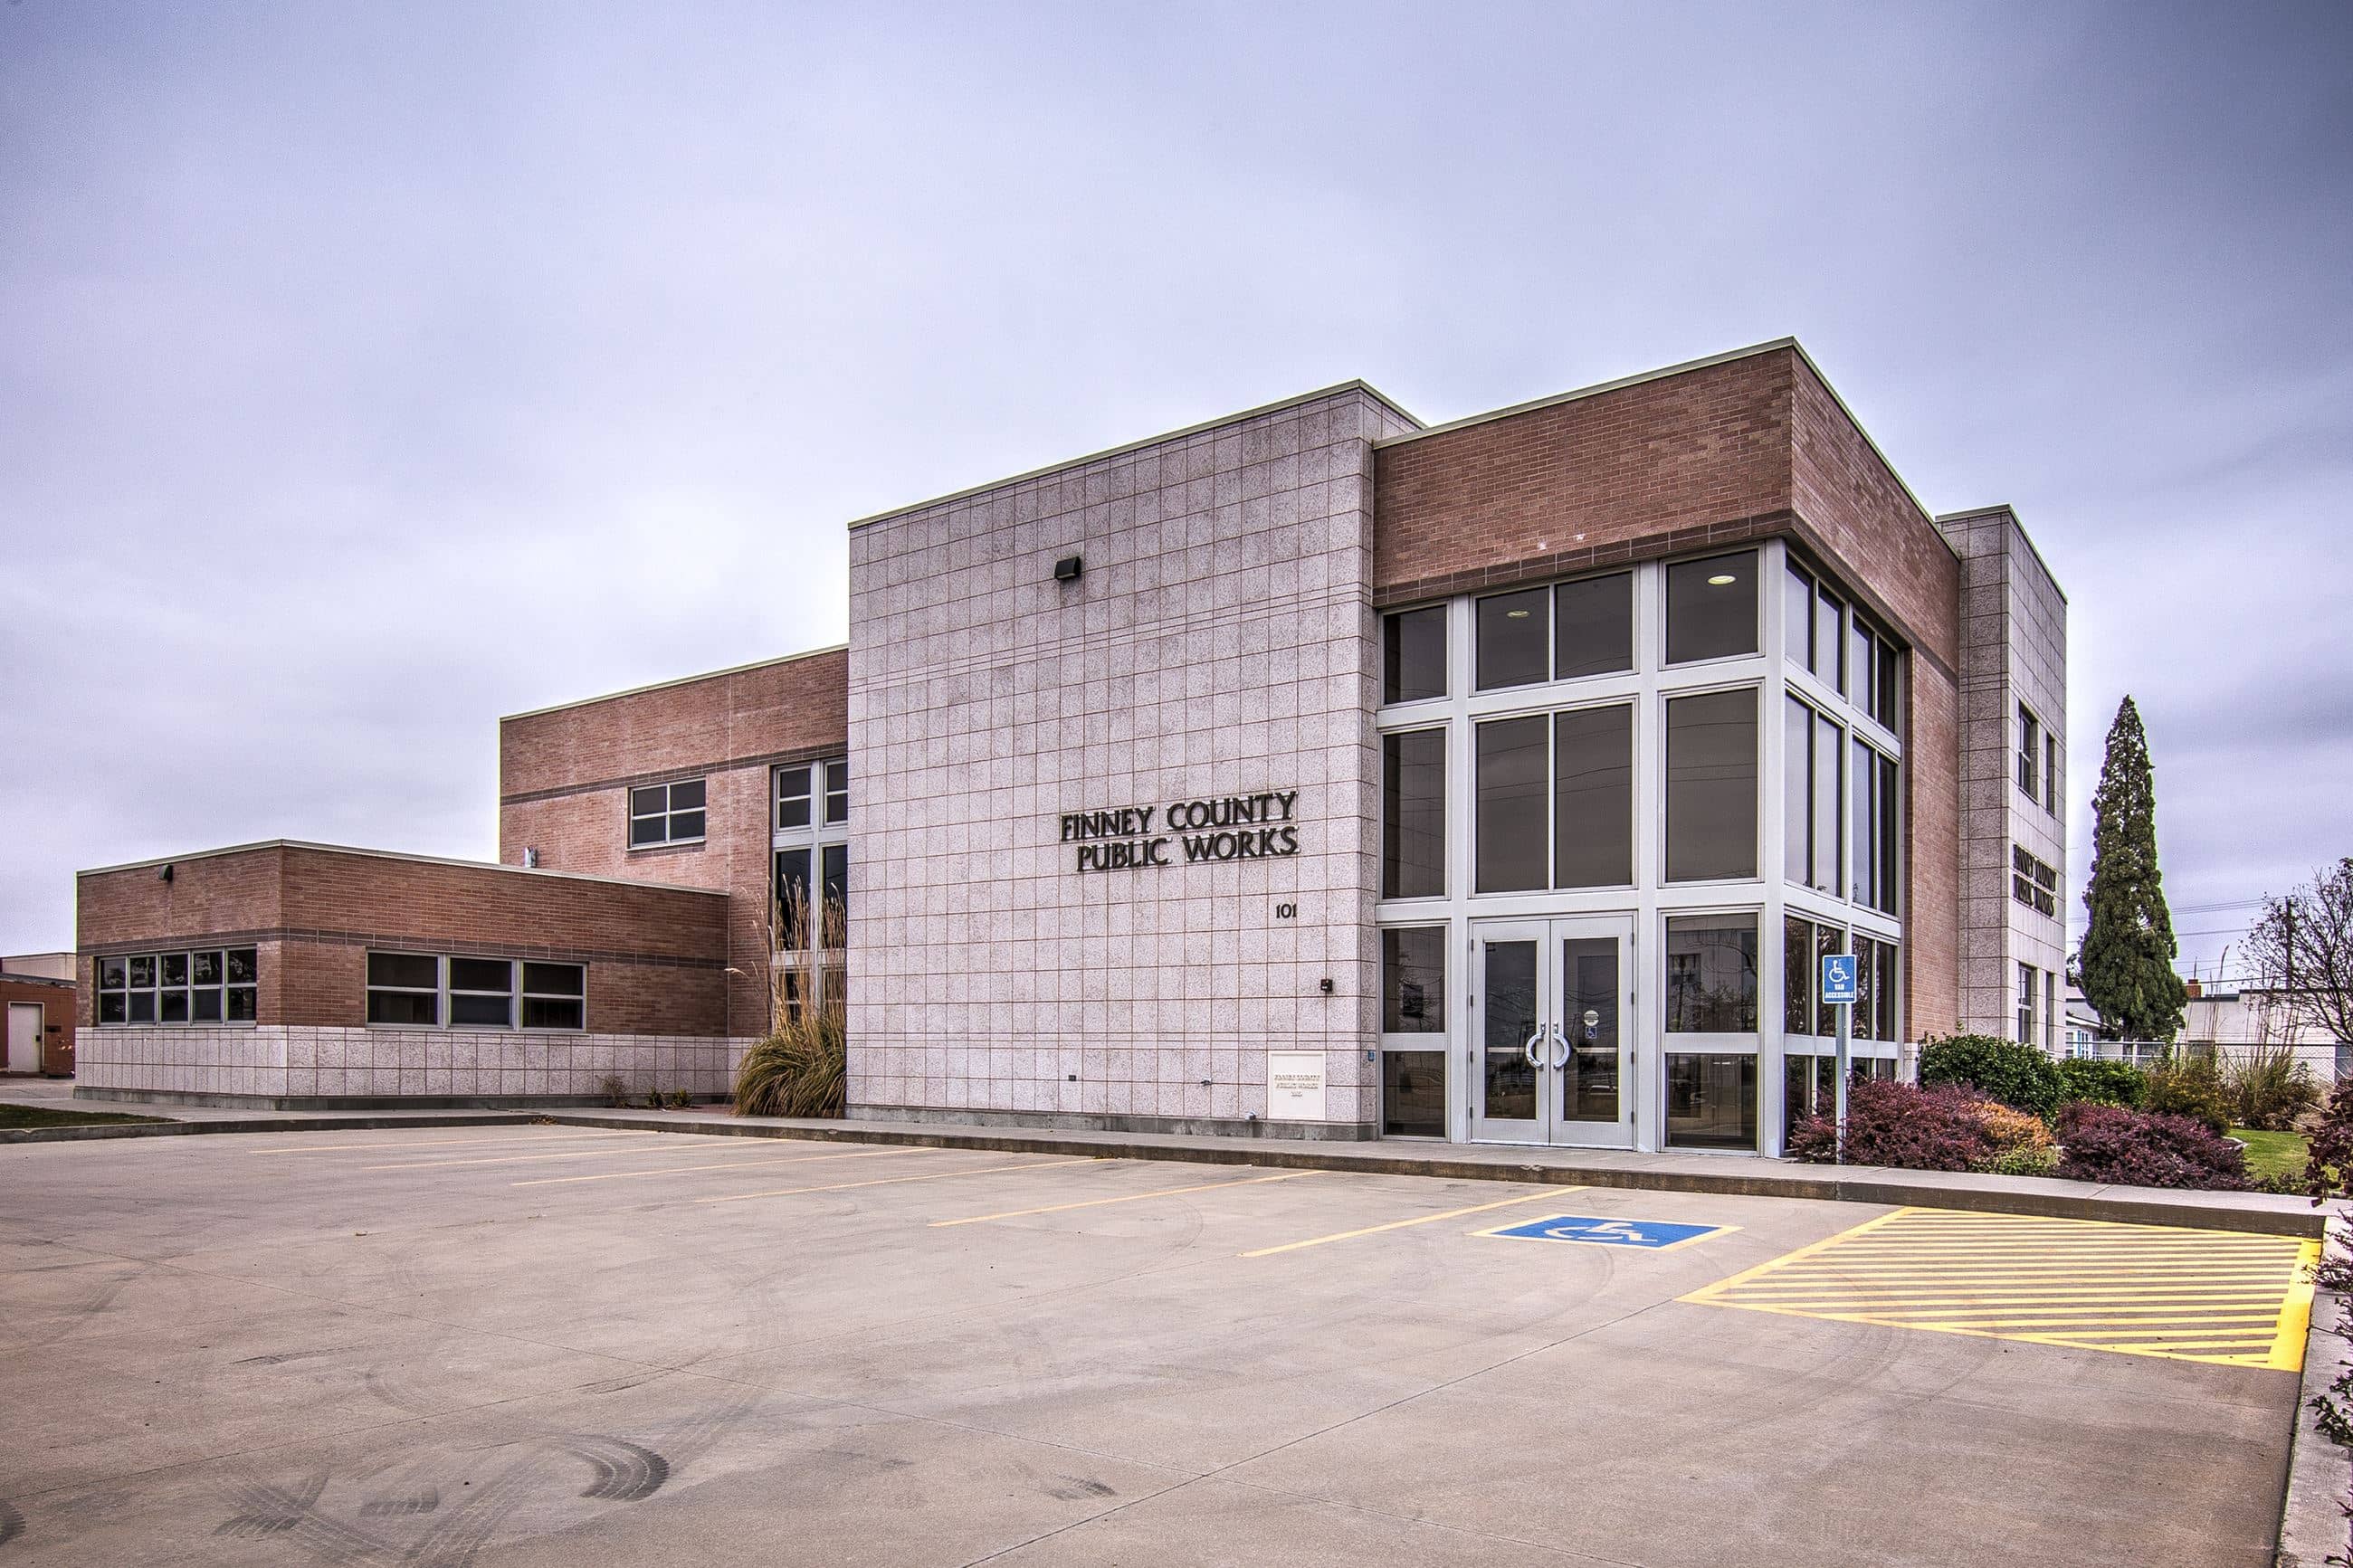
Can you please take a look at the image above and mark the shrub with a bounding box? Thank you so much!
[1985,1144,2061,1178]
[2220,1039,2320,1131]
[596,1074,632,1108]
[2053,1102,2247,1190]
[2053,1056,2146,1109]
[2142,1054,2231,1136]
[2301,1078,2353,1205]
[1972,1099,2055,1155]
[1918,1034,2064,1121]
[733,997,846,1118]
[1787,1079,1996,1171]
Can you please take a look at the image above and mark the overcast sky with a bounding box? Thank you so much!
[4,2,2347,979]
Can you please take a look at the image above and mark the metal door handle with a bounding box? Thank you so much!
[1523,1029,1546,1069]
[1549,1023,1573,1070]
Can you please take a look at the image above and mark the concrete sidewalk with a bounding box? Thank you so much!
[0,1076,535,1141]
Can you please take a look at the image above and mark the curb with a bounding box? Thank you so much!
[0,1112,540,1145]
[2279,1218,2352,1567]
[538,1112,2329,1239]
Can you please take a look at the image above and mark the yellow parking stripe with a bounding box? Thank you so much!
[696,1158,1084,1205]
[1239,1186,1580,1258]
[513,1145,939,1187]
[1681,1207,2319,1370]
[932,1171,1313,1228]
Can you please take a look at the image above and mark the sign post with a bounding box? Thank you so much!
[1819,953,1860,1164]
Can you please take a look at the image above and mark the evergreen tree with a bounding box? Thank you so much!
[2077,697,2188,1041]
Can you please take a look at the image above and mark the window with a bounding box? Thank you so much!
[366,952,441,1026]
[1783,698,1842,895]
[2043,735,2059,814]
[1869,936,1899,1042]
[776,766,813,830]
[1665,551,1758,665]
[448,957,515,1026]
[1381,728,1446,898]
[1382,1051,1447,1137]
[2018,963,2038,1047]
[629,778,706,847]
[1555,704,1633,888]
[2044,970,2057,1057]
[1850,740,1899,913]
[773,844,851,950]
[1381,927,1445,1033]
[1474,715,1547,893]
[1666,1054,1757,1150]
[98,947,259,1026]
[367,953,586,1030]
[2012,846,2059,917]
[1784,915,1823,1036]
[1383,606,1447,703]
[1554,573,1633,679]
[1665,915,1758,1033]
[524,963,586,1031]
[824,759,850,825]
[1665,689,1758,881]
[1474,587,1548,690]
[1784,560,1815,670]
[2018,706,2041,801]
[1817,586,1845,695]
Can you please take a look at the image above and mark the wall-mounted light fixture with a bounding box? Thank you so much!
[157,863,174,884]
[1053,555,1082,583]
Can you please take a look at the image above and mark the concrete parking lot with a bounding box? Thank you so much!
[0,1126,2310,1566]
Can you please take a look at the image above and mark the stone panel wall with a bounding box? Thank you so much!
[848,386,1416,1135]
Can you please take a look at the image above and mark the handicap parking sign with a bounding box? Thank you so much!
[1819,953,1860,1005]
[1480,1214,1733,1250]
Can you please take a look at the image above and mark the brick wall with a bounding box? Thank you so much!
[77,842,729,1036]
[498,647,849,1035]
[0,974,75,1074]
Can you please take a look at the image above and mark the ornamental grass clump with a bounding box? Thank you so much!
[2053,1101,2247,1190]
[2221,1038,2320,1132]
[1786,1079,1995,1171]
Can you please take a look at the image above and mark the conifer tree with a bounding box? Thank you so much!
[2077,696,2187,1041]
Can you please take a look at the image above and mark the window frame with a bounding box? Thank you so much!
[628,777,708,850]
[2017,706,2042,802]
[96,947,259,1027]
[364,953,587,1031]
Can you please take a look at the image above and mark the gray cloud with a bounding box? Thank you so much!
[3,1,2348,982]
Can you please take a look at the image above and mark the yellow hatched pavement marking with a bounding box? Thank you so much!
[933,1171,1315,1227]
[1239,1186,1583,1258]
[1679,1206,2319,1371]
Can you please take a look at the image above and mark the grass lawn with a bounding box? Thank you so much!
[2232,1126,2310,1182]
[0,1104,169,1129]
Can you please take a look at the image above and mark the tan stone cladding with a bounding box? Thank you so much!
[849,385,1417,1130]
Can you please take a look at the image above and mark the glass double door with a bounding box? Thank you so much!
[1471,917,1635,1146]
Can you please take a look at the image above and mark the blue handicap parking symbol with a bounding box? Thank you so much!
[1482,1214,1730,1250]
[1819,953,1860,1005]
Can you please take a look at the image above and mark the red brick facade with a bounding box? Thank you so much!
[497,646,849,1035]
[0,974,75,1074]
[76,842,729,1035]
[1373,341,1964,1038]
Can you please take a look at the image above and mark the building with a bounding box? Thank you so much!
[2180,983,2346,1085]
[73,339,2067,1155]
[1,958,75,1076]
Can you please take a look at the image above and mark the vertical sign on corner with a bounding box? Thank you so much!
[1266,1050,1327,1121]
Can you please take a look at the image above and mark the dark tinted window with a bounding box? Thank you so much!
[775,847,813,947]
[448,957,512,994]
[522,963,585,996]
[367,952,438,990]
[1664,689,1758,881]
[1475,587,1548,690]
[450,993,512,1027]
[1382,1050,1447,1136]
[1383,606,1447,703]
[1666,1053,1758,1149]
[367,990,437,1026]
[1382,729,1447,898]
[1381,927,1445,1033]
[1664,915,1758,1033]
[1553,574,1632,679]
[1474,716,1547,892]
[1554,704,1632,888]
[1664,552,1758,664]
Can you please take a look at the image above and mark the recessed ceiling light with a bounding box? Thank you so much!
[1708,574,1737,585]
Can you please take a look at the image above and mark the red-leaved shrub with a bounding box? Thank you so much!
[2053,1102,2247,1190]
[1787,1079,1996,1170]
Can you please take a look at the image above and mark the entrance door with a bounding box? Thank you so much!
[1469,917,1635,1147]
[5,1003,41,1075]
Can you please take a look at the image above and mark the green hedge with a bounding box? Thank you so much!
[2053,1056,2147,1109]
[1917,1034,2065,1121]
